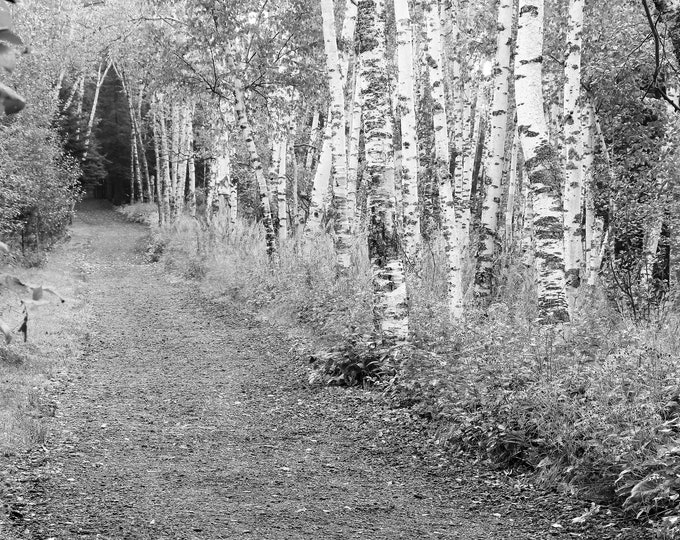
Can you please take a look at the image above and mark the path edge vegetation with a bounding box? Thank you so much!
[120,203,680,538]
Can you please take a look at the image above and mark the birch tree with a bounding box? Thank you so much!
[515,0,569,323]
[276,137,288,239]
[358,0,409,342]
[226,54,277,257]
[424,0,462,318]
[476,0,513,297]
[563,0,585,311]
[321,0,352,267]
[394,0,420,262]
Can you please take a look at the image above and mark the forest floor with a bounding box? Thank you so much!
[0,200,656,539]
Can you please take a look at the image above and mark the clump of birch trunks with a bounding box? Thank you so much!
[147,211,680,527]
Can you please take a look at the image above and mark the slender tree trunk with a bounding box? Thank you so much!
[305,111,320,171]
[188,149,196,218]
[582,100,602,285]
[62,73,83,112]
[321,0,352,267]
[276,137,288,239]
[229,173,238,226]
[152,109,164,226]
[424,0,461,318]
[136,84,152,203]
[213,109,231,220]
[227,56,277,257]
[83,59,112,159]
[394,0,420,263]
[290,130,299,236]
[347,62,362,231]
[461,85,486,257]
[339,0,358,81]
[359,0,409,342]
[169,102,180,218]
[520,169,534,269]
[476,0,513,296]
[515,0,569,323]
[563,0,585,313]
[505,125,520,245]
[155,98,172,225]
[307,120,332,232]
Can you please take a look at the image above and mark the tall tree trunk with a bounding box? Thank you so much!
[305,111,320,171]
[347,62,362,232]
[227,57,277,257]
[515,0,569,323]
[62,73,83,112]
[321,0,352,267]
[136,84,152,203]
[505,125,520,245]
[276,138,288,239]
[155,98,172,225]
[152,109,164,226]
[290,130,299,236]
[394,0,420,263]
[424,0,461,318]
[188,148,197,218]
[307,121,332,232]
[83,59,112,159]
[461,85,486,257]
[358,0,409,342]
[212,105,231,221]
[476,0,513,296]
[563,0,585,313]
[169,102,180,218]
[582,100,603,286]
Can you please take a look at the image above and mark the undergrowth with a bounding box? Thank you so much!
[137,204,680,534]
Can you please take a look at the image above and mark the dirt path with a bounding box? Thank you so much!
[0,201,652,539]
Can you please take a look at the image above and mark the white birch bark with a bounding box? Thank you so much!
[156,98,172,225]
[290,131,299,236]
[582,101,602,285]
[307,121,332,233]
[227,57,277,257]
[394,0,420,262]
[476,0,513,296]
[62,73,83,112]
[305,111,320,171]
[347,63,362,231]
[563,0,585,311]
[424,0,461,318]
[188,148,196,218]
[462,85,487,256]
[515,0,569,323]
[339,0,358,83]
[83,59,112,160]
[168,102,180,219]
[359,0,409,342]
[152,111,164,226]
[213,108,231,219]
[321,0,352,268]
[505,125,520,244]
[277,137,288,239]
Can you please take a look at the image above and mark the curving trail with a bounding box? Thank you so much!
[0,201,651,539]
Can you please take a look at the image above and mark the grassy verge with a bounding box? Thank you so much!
[129,204,680,536]
[0,239,90,455]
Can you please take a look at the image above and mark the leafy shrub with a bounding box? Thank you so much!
[308,333,400,387]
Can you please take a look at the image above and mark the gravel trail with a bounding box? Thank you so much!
[0,201,652,540]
